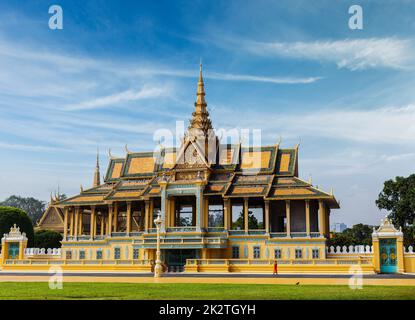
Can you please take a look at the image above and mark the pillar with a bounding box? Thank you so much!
[90,206,96,240]
[78,210,83,235]
[70,209,74,236]
[74,207,79,238]
[126,201,132,235]
[108,204,113,236]
[318,200,325,237]
[203,197,209,229]
[113,202,118,232]
[63,207,69,240]
[264,200,270,233]
[305,200,310,237]
[285,200,291,237]
[195,185,203,232]
[325,209,330,236]
[201,248,208,259]
[244,198,249,232]
[372,238,380,273]
[100,215,105,236]
[224,199,231,230]
[397,237,405,273]
[160,185,167,233]
[169,198,175,228]
[144,200,151,231]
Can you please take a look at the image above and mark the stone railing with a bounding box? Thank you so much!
[326,245,373,255]
[166,227,198,233]
[24,248,61,257]
[186,258,373,266]
[5,259,153,266]
[405,246,414,254]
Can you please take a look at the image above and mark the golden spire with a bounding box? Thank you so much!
[93,147,101,187]
[196,62,206,106]
[188,62,213,136]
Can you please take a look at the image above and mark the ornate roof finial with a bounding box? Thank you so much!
[93,147,101,187]
[80,184,84,193]
[125,144,130,154]
[188,61,213,136]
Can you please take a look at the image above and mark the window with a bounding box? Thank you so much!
[133,248,139,259]
[295,249,302,259]
[208,198,224,227]
[96,250,102,260]
[114,248,121,259]
[178,204,193,226]
[79,250,85,260]
[232,246,240,259]
[312,249,319,259]
[274,249,282,259]
[175,196,195,227]
[253,246,260,259]
[231,202,244,230]
[66,251,72,260]
[248,200,264,229]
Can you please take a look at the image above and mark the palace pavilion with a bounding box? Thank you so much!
[35,65,340,272]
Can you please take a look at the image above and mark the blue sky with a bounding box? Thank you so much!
[1,0,415,226]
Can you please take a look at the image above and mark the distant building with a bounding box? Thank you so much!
[331,222,347,233]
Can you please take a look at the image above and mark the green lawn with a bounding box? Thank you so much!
[0,282,414,300]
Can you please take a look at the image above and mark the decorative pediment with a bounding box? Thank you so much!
[2,224,27,242]
[175,140,210,169]
[41,207,63,225]
[372,216,403,238]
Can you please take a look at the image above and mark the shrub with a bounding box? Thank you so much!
[34,230,62,248]
[0,206,34,247]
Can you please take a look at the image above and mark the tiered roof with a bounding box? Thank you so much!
[60,143,338,208]
[58,64,338,209]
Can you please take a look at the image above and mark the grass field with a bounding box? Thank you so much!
[0,282,414,299]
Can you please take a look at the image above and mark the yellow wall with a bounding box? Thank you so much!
[404,255,415,273]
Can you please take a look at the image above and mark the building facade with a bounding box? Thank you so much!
[2,66,415,274]
[31,65,340,271]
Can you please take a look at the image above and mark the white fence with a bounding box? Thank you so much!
[24,248,61,256]
[405,246,414,254]
[326,245,373,254]
[327,245,414,255]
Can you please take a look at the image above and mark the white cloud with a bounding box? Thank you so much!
[206,72,321,84]
[119,66,322,84]
[64,86,171,111]
[215,104,415,145]
[223,38,414,70]
[0,141,66,152]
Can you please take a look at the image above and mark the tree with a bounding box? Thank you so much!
[328,224,373,247]
[0,206,34,247]
[34,230,62,248]
[0,195,46,224]
[376,174,415,246]
[233,210,261,230]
